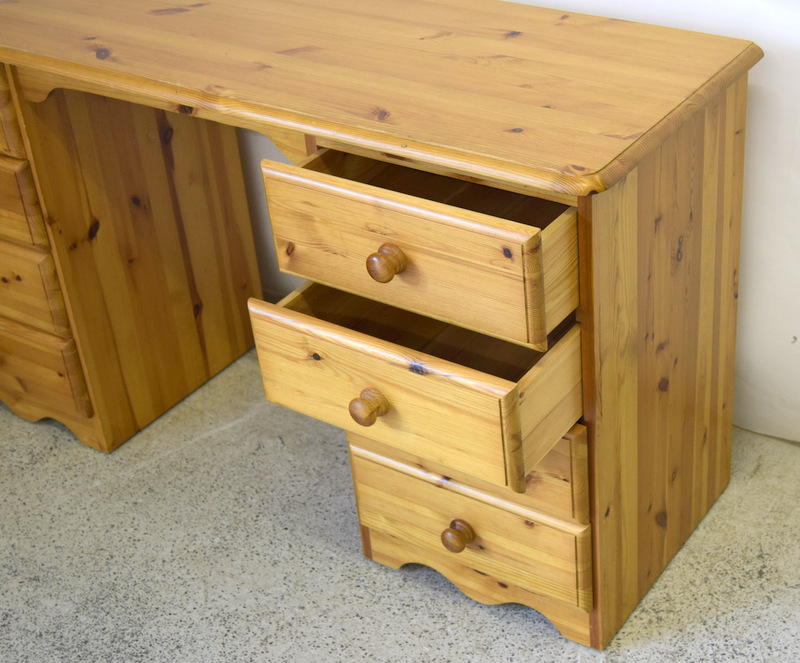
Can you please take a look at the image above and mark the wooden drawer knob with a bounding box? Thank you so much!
[440,519,476,553]
[348,387,389,426]
[366,243,408,283]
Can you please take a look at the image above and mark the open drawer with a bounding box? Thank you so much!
[248,283,583,492]
[261,150,578,351]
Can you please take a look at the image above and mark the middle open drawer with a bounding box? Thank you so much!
[248,283,582,493]
[261,150,578,351]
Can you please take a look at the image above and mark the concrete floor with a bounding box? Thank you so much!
[1,350,798,662]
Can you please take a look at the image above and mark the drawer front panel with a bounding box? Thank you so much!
[262,151,578,350]
[0,67,25,158]
[0,240,69,335]
[350,445,593,610]
[0,316,92,419]
[249,283,582,491]
[0,156,48,247]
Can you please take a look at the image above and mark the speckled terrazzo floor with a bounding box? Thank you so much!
[1,350,798,662]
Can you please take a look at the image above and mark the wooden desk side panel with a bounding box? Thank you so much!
[582,74,748,648]
[15,85,261,451]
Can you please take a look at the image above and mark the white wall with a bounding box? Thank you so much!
[517,0,799,441]
[240,1,800,441]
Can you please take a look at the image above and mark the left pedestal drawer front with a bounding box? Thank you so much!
[0,156,48,247]
[0,240,69,335]
[0,316,92,419]
[248,283,583,493]
[350,443,593,611]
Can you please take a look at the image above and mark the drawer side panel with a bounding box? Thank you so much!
[518,324,583,470]
[540,208,580,334]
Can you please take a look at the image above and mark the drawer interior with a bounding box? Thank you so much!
[284,283,570,383]
[304,150,570,230]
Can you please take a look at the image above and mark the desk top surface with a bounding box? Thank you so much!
[0,0,761,195]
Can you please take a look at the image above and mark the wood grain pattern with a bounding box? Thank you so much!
[349,442,593,610]
[0,240,69,335]
[15,85,261,451]
[0,65,25,157]
[581,74,751,648]
[263,150,578,349]
[540,209,580,336]
[0,155,48,247]
[0,0,761,196]
[249,283,581,491]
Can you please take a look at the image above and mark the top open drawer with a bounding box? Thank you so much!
[262,150,578,351]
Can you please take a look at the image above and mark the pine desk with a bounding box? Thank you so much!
[0,0,761,648]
